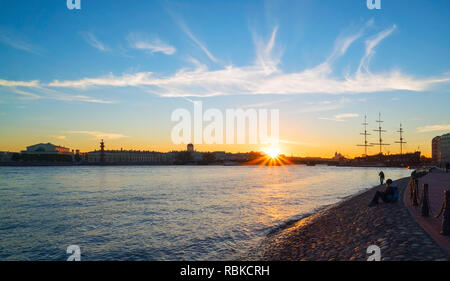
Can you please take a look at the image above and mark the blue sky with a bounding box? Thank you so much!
[0,0,449,156]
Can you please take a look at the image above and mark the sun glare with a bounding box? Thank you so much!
[245,144,292,166]
[265,146,280,159]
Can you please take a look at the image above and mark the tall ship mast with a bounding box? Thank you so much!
[370,112,390,154]
[357,115,372,156]
[395,123,407,155]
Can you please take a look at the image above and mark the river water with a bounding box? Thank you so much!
[0,165,411,260]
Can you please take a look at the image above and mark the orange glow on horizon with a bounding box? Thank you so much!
[246,147,293,166]
[263,145,281,159]
[0,135,433,158]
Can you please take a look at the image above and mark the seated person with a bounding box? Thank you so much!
[368,179,398,207]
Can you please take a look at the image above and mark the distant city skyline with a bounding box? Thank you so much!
[1,0,449,157]
[6,131,449,159]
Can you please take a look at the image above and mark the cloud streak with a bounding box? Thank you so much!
[326,19,373,64]
[68,131,129,139]
[253,26,281,74]
[0,29,43,55]
[179,21,218,63]
[32,86,115,104]
[128,33,176,55]
[46,67,448,97]
[417,124,450,133]
[50,135,67,140]
[81,32,110,52]
[0,79,40,87]
[319,113,359,122]
[9,88,42,100]
[43,22,450,97]
[298,99,350,113]
[358,25,397,74]
[2,22,450,99]
[0,82,114,104]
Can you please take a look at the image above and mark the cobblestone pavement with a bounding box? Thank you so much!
[251,177,450,261]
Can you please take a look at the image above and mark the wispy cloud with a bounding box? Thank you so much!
[326,19,373,64]
[0,79,39,87]
[319,113,359,122]
[127,33,176,55]
[45,65,449,98]
[253,26,281,74]
[0,81,114,104]
[9,88,42,100]
[48,72,155,88]
[49,94,114,104]
[298,99,351,113]
[44,22,450,97]
[417,124,450,133]
[178,21,218,63]
[32,86,115,104]
[0,29,43,55]
[68,130,129,139]
[49,135,67,140]
[334,113,359,119]
[4,21,450,99]
[81,32,110,52]
[358,25,397,74]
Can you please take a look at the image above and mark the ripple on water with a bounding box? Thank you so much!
[0,165,411,260]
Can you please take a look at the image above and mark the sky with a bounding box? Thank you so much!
[0,0,449,157]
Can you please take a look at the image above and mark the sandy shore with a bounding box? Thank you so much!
[250,177,450,261]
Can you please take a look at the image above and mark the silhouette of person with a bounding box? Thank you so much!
[378,171,385,185]
[369,179,397,207]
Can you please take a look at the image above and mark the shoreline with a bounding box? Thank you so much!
[0,162,417,168]
[264,186,375,239]
[249,176,450,261]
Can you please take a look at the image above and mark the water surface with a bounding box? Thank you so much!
[0,165,411,260]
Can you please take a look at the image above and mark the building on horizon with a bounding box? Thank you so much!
[0,151,14,162]
[21,143,72,155]
[332,152,346,161]
[9,142,76,163]
[432,133,450,166]
[432,136,441,163]
[87,140,176,164]
[87,149,176,164]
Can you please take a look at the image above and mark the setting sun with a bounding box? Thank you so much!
[264,146,281,159]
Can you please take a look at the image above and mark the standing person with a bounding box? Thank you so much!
[379,171,385,185]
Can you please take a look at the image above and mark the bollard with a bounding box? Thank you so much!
[420,184,430,217]
[412,179,420,207]
[409,176,414,201]
[435,190,450,236]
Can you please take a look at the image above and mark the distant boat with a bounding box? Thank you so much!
[306,162,316,166]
